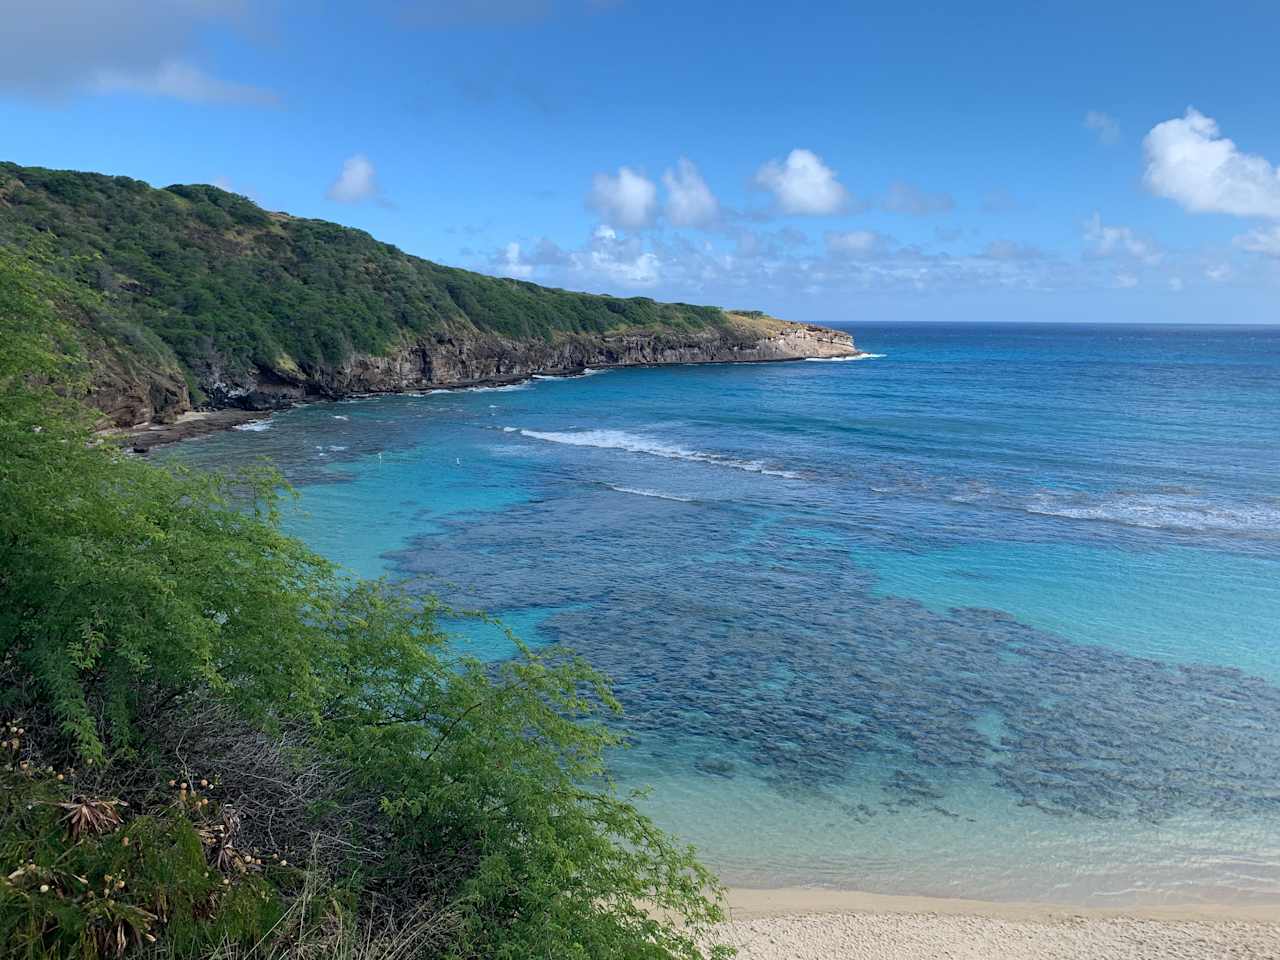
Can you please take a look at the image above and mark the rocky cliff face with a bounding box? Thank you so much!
[104,316,860,427]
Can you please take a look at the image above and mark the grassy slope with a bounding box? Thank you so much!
[0,162,731,396]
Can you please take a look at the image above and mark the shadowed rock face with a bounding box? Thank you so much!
[96,318,857,427]
[191,320,860,417]
[334,323,859,395]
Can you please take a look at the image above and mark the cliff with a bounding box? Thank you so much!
[0,162,859,427]
[208,315,859,412]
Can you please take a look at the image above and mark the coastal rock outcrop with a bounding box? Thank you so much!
[112,314,860,427]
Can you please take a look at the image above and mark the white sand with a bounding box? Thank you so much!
[718,889,1280,959]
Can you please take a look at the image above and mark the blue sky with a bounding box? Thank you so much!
[3,1,1279,323]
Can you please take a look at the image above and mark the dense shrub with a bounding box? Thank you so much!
[0,247,729,958]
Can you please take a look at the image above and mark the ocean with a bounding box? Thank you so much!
[165,323,1280,908]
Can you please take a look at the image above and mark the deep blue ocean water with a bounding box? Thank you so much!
[167,323,1280,907]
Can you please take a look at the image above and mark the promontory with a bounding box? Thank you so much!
[0,161,860,436]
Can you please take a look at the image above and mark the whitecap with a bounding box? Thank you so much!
[464,382,530,393]
[232,420,272,432]
[804,353,886,362]
[608,485,696,503]
[501,426,518,433]
[518,428,802,479]
[332,415,350,421]
[1024,491,1280,535]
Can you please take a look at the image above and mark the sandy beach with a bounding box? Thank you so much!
[718,889,1280,959]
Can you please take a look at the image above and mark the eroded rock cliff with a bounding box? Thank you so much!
[177,314,860,420]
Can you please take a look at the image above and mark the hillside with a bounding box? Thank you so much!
[0,162,857,427]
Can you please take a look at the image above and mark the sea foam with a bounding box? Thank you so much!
[1024,491,1280,536]
[607,485,696,502]
[518,429,802,479]
[804,353,886,362]
[232,420,272,432]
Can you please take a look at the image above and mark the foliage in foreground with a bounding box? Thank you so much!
[0,245,729,958]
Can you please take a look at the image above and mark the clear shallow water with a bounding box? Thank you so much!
[168,324,1280,907]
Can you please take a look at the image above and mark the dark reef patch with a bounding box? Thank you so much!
[392,487,1280,824]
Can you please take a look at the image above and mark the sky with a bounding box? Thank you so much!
[2,0,1279,324]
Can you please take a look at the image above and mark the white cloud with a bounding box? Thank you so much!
[755,149,849,216]
[91,58,275,104]
[1169,277,1184,292]
[588,166,657,229]
[574,226,660,286]
[1205,263,1232,282]
[1234,225,1280,258]
[1143,108,1280,218]
[825,230,889,257]
[0,2,273,104]
[662,157,719,228]
[327,154,380,204]
[1084,213,1163,264]
[1084,110,1120,145]
[1114,273,1139,289]
[882,180,954,216]
[982,240,1043,261]
[494,242,534,278]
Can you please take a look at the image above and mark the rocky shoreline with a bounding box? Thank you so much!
[113,317,863,452]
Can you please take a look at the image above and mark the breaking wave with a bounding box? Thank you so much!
[1023,491,1280,536]
[607,485,697,502]
[804,353,886,362]
[232,420,272,432]
[518,429,802,479]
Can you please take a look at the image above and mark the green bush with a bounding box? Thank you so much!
[0,246,729,959]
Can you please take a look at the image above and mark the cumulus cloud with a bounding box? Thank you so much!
[1084,213,1163,264]
[882,180,954,216]
[754,149,849,216]
[1084,110,1120,145]
[576,225,660,286]
[588,166,657,229]
[1143,108,1280,218]
[1234,225,1280,258]
[493,242,534,278]
[327,154,380,203]
[1114,273,1139,289]
[0,1,274,104]
[662,157,719,228]
[92,58,276,104]
[825,230,891,257]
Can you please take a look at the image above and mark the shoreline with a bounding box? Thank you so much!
[114,353,874,452]
[725,886,1280,923]
[718,888,1280,959]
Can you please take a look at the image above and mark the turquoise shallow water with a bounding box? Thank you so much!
[167,323,1280,907]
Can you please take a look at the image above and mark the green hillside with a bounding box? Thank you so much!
[0,162,725,392]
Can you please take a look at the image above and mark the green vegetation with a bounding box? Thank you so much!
[0,246,729,957]
[0,162,726,395]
